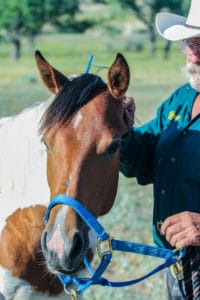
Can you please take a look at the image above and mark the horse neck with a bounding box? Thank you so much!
[0,95,55,232]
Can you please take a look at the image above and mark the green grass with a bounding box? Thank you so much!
[0,32,185,119]
[0,31,186,299]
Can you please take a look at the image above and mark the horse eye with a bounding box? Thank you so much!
[107,140,121,155]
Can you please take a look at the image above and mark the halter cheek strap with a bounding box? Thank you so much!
[44,194,186,298]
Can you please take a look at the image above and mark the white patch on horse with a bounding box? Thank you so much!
[47,223,65,260]
[0,96,54,233]
[73,112,83,129]
[47,206,68,259]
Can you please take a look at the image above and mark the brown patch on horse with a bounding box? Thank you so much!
[0,205,62,295]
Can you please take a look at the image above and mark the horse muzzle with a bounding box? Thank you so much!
[41,226,89,276]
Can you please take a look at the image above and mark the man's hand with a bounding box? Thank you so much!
[161,211,200,249]
[123,96,135,129]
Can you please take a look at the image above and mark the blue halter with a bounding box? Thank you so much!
[44,194,186,298]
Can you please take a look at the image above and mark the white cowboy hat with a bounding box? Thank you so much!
[155,0,200,41]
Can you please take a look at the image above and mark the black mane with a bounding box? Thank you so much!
[40,73,107,133]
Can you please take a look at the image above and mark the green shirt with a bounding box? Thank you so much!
[120,83,200,248]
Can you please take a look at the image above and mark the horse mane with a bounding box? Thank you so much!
[40,73,107,134]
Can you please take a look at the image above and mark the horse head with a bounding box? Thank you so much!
[35,51,130,277]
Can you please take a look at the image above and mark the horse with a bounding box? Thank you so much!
[0,50,131,299]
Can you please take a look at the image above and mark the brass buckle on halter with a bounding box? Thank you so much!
[157,221,163,232]
[97,237,113,258]
[170,249,184,280]
[170,260,183,280]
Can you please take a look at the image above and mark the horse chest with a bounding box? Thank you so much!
[0,266,84,300]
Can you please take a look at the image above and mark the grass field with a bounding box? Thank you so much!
[0,29,187,299]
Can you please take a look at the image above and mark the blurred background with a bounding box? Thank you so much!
[0,0,191,299]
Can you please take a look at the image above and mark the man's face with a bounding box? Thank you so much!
[181,37,200,92]
[185,37,200,64]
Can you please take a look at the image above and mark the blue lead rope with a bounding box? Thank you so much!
[84,54,94,73]
[44,194,186,295]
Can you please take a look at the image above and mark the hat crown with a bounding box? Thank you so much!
[186,0,200,28]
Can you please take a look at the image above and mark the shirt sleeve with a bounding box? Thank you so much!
[120,83,196,185]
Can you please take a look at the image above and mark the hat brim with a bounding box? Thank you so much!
[156,12,200,41]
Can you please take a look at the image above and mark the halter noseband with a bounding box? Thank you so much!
[44,194,186,299]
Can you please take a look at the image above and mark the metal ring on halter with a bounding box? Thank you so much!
[170,260,184,280]
[64,286,78,300]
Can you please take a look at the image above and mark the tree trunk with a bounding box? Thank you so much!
[10,37,21,60]
[148,23,156,58]
[164,41,171,59]
[27,34,36,54]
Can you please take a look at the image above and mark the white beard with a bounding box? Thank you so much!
[183,62,200,92]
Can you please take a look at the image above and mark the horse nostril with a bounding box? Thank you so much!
[69,232,84,257]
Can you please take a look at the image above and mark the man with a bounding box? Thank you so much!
[121,0,200,298]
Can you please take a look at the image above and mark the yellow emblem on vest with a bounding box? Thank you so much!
[168,111,181,121]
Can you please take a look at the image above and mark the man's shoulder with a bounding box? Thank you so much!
[173,82,196,96]
[173,82,191,94]
[166,83,196,105]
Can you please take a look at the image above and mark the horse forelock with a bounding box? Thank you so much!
[39,73,107,134]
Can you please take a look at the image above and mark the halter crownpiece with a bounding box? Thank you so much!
[44,194,186,298]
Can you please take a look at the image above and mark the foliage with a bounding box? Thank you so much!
[182,0,191,15]
[108,0,191,16]
[0,0,80,35]
[0,0,192,60]
[105,0,191,58]
[112,0,185,23]
[0,0,81,59]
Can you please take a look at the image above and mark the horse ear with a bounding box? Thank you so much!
[35,50,69,95]
[107,53,130,99]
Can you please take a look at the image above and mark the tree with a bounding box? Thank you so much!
[0,0,80,60]
[107,0,191,58]
[0,1,23,60]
